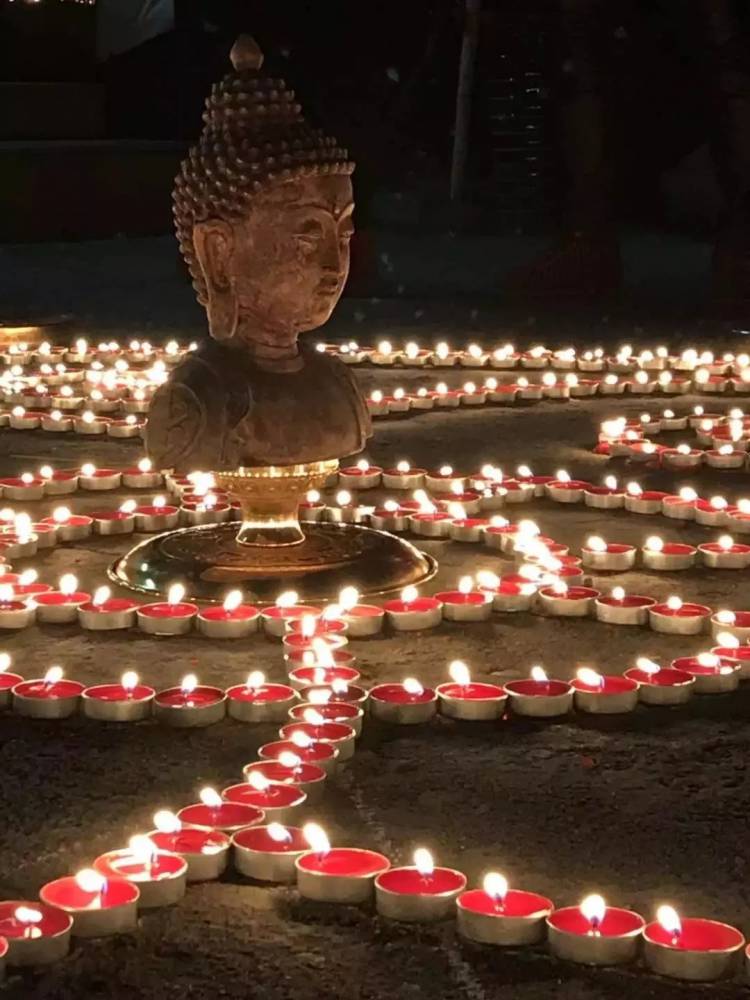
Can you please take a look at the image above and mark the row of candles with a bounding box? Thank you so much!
[1,643,747,982]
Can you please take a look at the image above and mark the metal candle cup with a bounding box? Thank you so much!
[153,685,226,727]
[341,603,385,637]
[39,513,92,542]
[642,543,697,571]
[81,682,155,721]
[670,656,741,694]
[39,877,140,938]
[710,610,750,641]
[375,865,466,922]
[581,544,636,572]
[572,675,639,714]
[286,663,360,690]
[537,586,599,617]
[78,598,139,631]
[0,599,35,630]
[222,780,306,823]
[649,602,711,635]
[699,541,750,569]
[482,579,536,613]
[93,850,187,908]
[148,827,230,882]
[457,888,554,945]
[246,758,329,803]
[382,596,443,631]
[278,720,356,761]
[176,801,265,835]
[408,512,453,538]
[369,683,438,724]
[133,504,180,531]
[643,918,744,981]
[0,901,72,966]
[0,671,23,708]
[547,906,645,965]
[289,699,363,736]
[595,594,656,625]
[78,468,121,490]
[505,678,574,718]
[12,677,84,718]
[256,739,339,776]
[297,848,391,904]
[137,600,198,635]
[90,510,136,536]
[196,604,260,638]
[226,682,297,723]
[624,667,695,706]
[436,681,507,721]
[233,825,309,883]
[260,604,321,638]
[34,590,92,624]
[434,589,492,622]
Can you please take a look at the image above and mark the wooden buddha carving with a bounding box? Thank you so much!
[146,35,371,473]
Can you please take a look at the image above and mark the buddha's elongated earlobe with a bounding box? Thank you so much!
[193,221,238,342]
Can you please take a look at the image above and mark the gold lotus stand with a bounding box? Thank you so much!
[111,461,436,603]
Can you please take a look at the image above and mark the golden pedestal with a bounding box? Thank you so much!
[111,461,436,602]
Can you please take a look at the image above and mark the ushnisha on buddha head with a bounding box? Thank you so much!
[173,35,355,364]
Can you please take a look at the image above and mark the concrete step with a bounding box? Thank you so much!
[0,139,186,241]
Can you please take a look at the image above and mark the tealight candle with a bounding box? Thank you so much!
[13,666,84,719]
[222,773,306,823]
[34,573,91,623]
[624,658,695,705]
[0,473,45,500]
[226,671,297,723]
[247,754,329,801]
[287,662,361,691]
[670,654,741,694]
[537,583,599,618]
[133,496,180,532]
[571,668,639,714]
[78,463,121,490]
[299,489,326,522]
[121,458,163,489]
[375,848,466,922]
[233,823,309,883]
[624,484,668,515]
[39,507,92,542]
[0,583,35,630]
[369,678,438,724]
[505,667,574,718]
[710,609,750,641]
[78,586,139,630]
[39,869,140,938]
[694,496,730,527]
[196,590,259,638]
[74,411,108,435]
[0,653,22,708]
[583,478,625,510]
[382,586,443,631]
[643,905,744,981]
[94,836,187,908]
[545,474,589,504]
[137,583,198,635]
[82,671,155,722]
[435,576,492,622]
[177,787,265,834]
[153,674,226,727]
[90,502,137,536]
[698,536,750,569]
[0,902,72,966]
[381,462,426,491]
[338,459,382,490]
[581,537,636,572]
[336,586,384,637]
[296,824,390,904]
[662,489,698,521]
[649,597,711,635]
[148,811,230,882]
[476,571,537,612]
[547,894,645,965]
[38,466,78,496]
[260,592,321,638]
[641,537,696,571]
[278,717,356,761]
[457,873,554,945]
[595,587,656,625]
[436,660,507,720]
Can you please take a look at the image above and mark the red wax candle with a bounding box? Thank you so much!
[261,603,322,638]
[644,915,745,981]
[39,876,140,938]
[222,780,306,817]
[547,904,645,965]
[287,663,361,690]
[137,597,198,636]
[149,826,230,861]
[0,900,72,966]
[81,680,155,721]
[34,589,92,623]
[177,801,265,833]
[436,680,507,721]
[670,655,740,693]
[284,647,357,670]
[153,684,226,727]
[256,740,338,775]
[381,593,443,631]
[278,720,356,760]
[571,673,639,714]
[196,602,259,638]
[13,676,84,719]
[244,758,329,796]
[369,682,438,724]
[434,588,492,622]
[297,847,391,904]
[226,680,297,723]
[457,886,554,945]
[93,848,187,909]
[375,864,467,922]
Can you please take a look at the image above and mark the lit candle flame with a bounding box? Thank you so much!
[128,835,158,866]
[302,708,326,726]
[577,667,604,689]
[457,576,473,595]
[449,660,471,686]
[666,596,683,612]
[0,652,10,673]
[476,570,500,590]
[580,894,606,931]
[403,677,424,696]
[718,535,735,551]
[52,506,72,524]
[222,589,243,613]
[611,586,626,602]
[120,499,137,514]
[167,582,185,606]
[247,770,270,792]
[483,871,508,903]
[636,657,661,676]
[199,787,223,809]
[92,586,110,607]
[401,585,419,605]
[289,730,313,749]
[338,586,359,612]
[657,904,682,940]
[153,810,181,833]
[59,573,78,597]
[75,868,106,896]
[267,822,292,843]
[245,671,265,691]
[121,671,138,693]
[181,673,197,696]
[414,848,434,876]
[44,665,63,685]
[586,536,607,553]
[303,822,330,855]
[530,666,548,683]
[645,536,663,553]
[278,751,303,769]
[715,630,739,648]
[275,590,298,610]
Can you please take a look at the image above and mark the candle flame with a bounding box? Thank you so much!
[247,770,270,792]
[59,573,78,596]
[401,585,419,605]
[302,708,326,726]
[403,677,424,696]
[483,871,508,902]
[300,614,318,639]
[657,905,682,938]
[678,487,698,503]
[449,660,471,686]
[308,689,332,706]
[716,630,739,648]
[14,906,42,925]
[81,463,96,477]
[153,810,181,833]
[199,787,223,809]
[121,671,138,692]
[267,822,292,843]
[303,823,330,855]
[167,582,185,606]
[44,665,63,685]
[276,590,298,610]
[718,535,735,551]
[580,894,606,928]
[278,751,303,769]
[245,671,265,691]
[181,673,197,696]
[414,848,434,876]
[137,458,152,473]
[128,835,158,866]
[636,657,661,676]
[666,596,683,612]
[645,536,663,553]
[310,638,335,669]
[457,576,473,595]
[18,569,37,586]
[577,667,604,689]
[222,589,243,613]
[0,652,10,673]
[335,490,352,507]
[120,499,137,514]
[52,506,72,524]
[530,665,548,683]
[627,482,642,497]
[306,489,321,504]
[75,868,106,895]
[586,536,607,553]
[93,586,110,607]
[476,570,500,590]
[611,586,626,601]
[289,730,313,749]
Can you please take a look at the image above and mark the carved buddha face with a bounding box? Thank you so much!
[193,175,354,359]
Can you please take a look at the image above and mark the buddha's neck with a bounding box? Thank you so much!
[235,318,301,369]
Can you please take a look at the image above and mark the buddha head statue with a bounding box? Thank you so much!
[173,36,355,365]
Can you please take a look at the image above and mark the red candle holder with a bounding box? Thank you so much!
[137,598,198,636]
[177,800,265,835]
[233,824,309,883]
[649,601,711,635]
[39,874,140,938]
[382,594,443,631]
[82,680,155,722]
[547,903,645,965]
[196,602,260,639]
[225,680,297,723]
[278,720,356,761]
[457,885,554,945]
[297,848,391,904]
[436,680,507,721]
[246,758,329,803]
[369,682,438,724]
[222,780,306,824]
[153,684,226,727]
[670,655,741,694]
[434,587,492,622]
[148,826,230,883]
[0,900,72,966]
[78,597,139,631]
[624,665,695,706]
[505,677,574,718]
[643,915,744,981]
[375,864,466,922]
[94,847,187,909]
[571,673,639,714]
[13,676,84,719]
